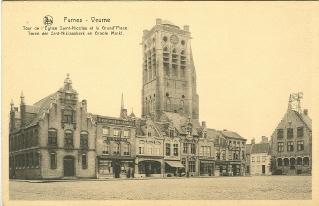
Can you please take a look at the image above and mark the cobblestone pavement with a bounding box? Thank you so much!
[9,176,311,200]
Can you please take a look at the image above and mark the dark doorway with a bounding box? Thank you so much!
[63,156,75,177]
[112,160,121,178]
[262,165,266,174]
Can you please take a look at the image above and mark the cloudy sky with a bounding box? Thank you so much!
[4,2,315,142]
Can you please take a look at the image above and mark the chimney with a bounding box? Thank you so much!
[251,138,255,144]
[81,99,87,112]
[303,109,308,116]
[201,121,206,128]
[261,136,268,143]
[183,25,189,31]
[156,18,162,25]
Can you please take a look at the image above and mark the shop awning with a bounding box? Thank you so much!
[165,161,185,168]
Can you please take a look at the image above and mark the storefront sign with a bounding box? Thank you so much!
[97,117,135,126]
[105,137,128,142]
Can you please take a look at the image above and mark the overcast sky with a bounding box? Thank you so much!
[4,2,314,143]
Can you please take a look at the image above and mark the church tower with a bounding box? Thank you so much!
[141,18,199,120]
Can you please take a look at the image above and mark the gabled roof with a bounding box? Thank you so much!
[251,143,270,154]
[24,92,59,127]
[161,112,201,135]
[293,110,312,131]
[219,130,246,140]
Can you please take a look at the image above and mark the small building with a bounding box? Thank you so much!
[270,93,312,175]
[250,137,271,176]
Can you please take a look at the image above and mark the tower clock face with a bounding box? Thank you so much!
[170,35,179,44]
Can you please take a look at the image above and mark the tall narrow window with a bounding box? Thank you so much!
[50,152,57,169]
[297,141,304,151]
[48,129,57,146]
[122,143,130,156]
[165,143,171,156]
[103,140,110,154]
[183,143,188,154]
[173,143,178,156]
[277,129,284,139]
[64,130,73,148]
[287,128,293,139]
[278,142,284,152]
[34,152,39,167]
[188,160,195,172]
[82,153,87,169]
[33,128,38,146]
[113,129,120,137]
[63,107,73,124]
[297,127,304,137]
[191,143,196,154]
[112,142,120,155]
[80,131,89,149]
[287,141,294,152]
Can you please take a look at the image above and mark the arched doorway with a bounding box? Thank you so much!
[63,156,75,177]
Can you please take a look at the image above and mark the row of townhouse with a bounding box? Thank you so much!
[9,75,247,179]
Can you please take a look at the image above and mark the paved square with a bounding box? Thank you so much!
[9,176,311,200]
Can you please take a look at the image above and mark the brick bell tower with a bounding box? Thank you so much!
[141,18,199,121]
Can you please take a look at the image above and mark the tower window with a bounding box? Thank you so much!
[163,36,168,42]
[181,40,185,46]
[166,93,169,97]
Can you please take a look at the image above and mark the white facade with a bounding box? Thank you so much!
[250,153,271,175]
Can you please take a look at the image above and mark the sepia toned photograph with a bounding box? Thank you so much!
[2,1,318,205]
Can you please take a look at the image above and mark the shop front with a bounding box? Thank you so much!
[199,159,215,176]
[165,160,185,177]
[97,156,135,178]
[215,160,241,176]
